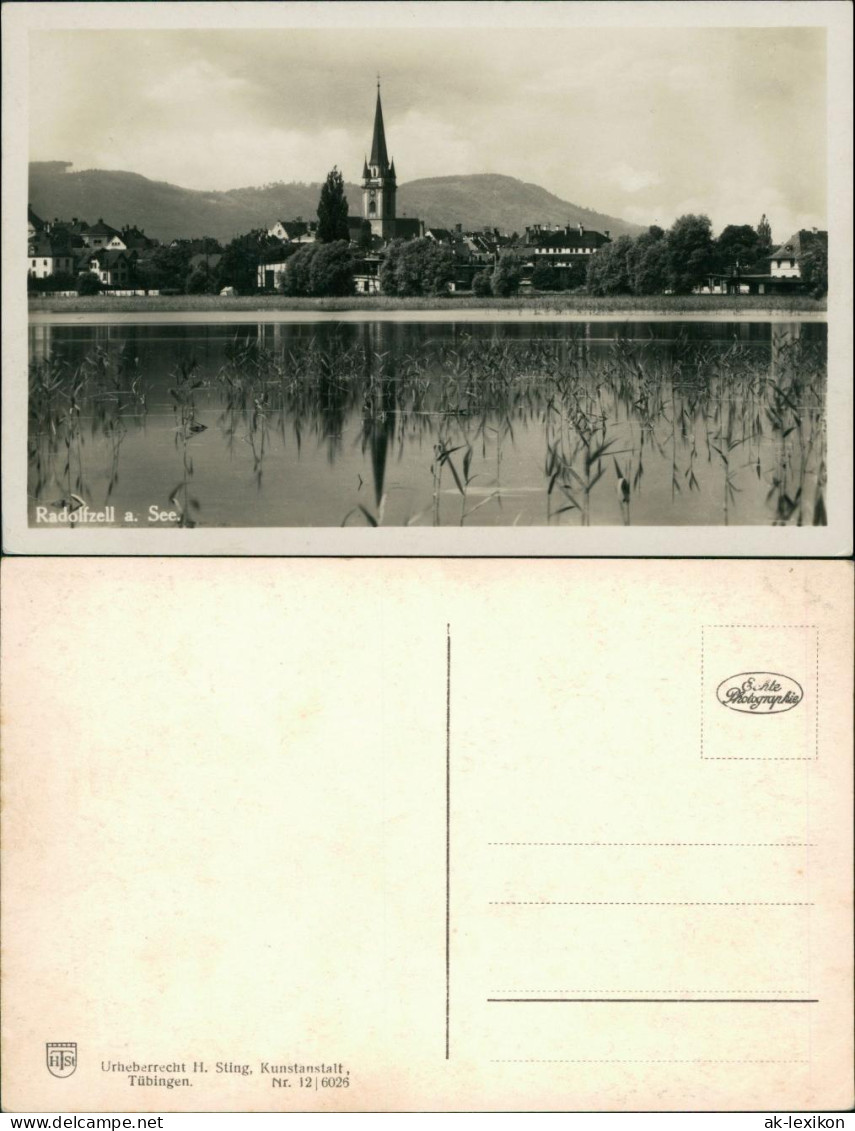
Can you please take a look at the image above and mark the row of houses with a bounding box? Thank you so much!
[257,216,612,293]
[28,208,158,253]
[27,206,159,286]
[29,198,612,294]
[28,203,826,297]
[419,221,611,291]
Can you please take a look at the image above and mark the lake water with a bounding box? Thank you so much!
[28,318,827,527]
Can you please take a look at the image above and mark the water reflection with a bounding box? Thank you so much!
[28,319,827,528]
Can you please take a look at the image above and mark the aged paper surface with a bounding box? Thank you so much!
[2,0,853,556]
[2,558,852,1112]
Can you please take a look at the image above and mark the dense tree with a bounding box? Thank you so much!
[377,242,403,295]
[316,167,350,243]
[281,241,356,296]
[428,245,456,296]
[472,270,492,297]
[308,241,356,296]
[631,225,666,252]
[197,236,223,255]
[713,224,763,273]
[28,271,76,294]
[531,259,560,291]
[665,214,715,294]
[128,251,154,289]
[629,239,669,295]
[219,230,283,294]
[490,251,522,297]
[281,244,315,296]
[799,242,827,297]
[380,239,454,297]
[627,226,668,295]
[76,271,102,296]
[756,213,773,257]
[558,260,585,291]
[585,235,634,296]
[185,261,219,294]
[145,243,193,291]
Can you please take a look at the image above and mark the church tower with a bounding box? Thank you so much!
[362,83,397,239]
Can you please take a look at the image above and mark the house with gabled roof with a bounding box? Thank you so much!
[28,206,45,240]
[46,218,89,247]
[81,248,135,287]
[119,225,158,252]
[768,228,827,279]
[425,227,454,245]
[268,219,317,244]
[83,218,126,249]
[27,232,76,279]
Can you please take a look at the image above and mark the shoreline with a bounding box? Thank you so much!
[28,295,827,325]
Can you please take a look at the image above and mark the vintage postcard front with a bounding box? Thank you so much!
[1,0,853,556]
[1,558,852,1112]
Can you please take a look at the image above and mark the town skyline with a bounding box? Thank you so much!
[29,25,827,238]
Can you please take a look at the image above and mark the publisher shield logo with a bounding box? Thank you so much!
[46,1042,77,1078]
[716,672,803,714]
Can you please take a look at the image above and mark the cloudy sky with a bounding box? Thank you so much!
[29,25,826,235]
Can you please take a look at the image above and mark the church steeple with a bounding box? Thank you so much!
[369,83,389,172]
[362,80,397,239]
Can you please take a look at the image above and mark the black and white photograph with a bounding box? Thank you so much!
[2,0,852,554]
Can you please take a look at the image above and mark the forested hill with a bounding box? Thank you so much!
[398,175,643,240]
[29,162,644,243]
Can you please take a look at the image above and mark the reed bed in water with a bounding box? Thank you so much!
[28,344,148,510]
[28,329,826,527]
[212,330,826,526]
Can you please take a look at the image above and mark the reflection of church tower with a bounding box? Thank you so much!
[362,84,397,239]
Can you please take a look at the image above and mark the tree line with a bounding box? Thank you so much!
[584,215,767,297]
[584,214,826,297]
[29,166,827,299]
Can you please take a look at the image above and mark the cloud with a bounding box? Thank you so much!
[28,26,827,233]
[611,164,661,195]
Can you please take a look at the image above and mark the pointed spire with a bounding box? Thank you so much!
[389,158,396,179]
[362,155,370,180]
[369,83,389,171]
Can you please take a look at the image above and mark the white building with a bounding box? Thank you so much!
[268,220,317,244]
[82,249,134,287]
[769,229,827,279]
[27,233,75,279]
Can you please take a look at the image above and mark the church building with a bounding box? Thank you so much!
[361,84,423,243]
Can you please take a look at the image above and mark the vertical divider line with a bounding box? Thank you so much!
[446,622,451,1060]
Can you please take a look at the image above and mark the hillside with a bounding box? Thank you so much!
[398,175,642,239]
[29,162,644,243]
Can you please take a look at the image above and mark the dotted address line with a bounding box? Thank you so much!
[492,1059,808,1065]
[488,842,814,847]
[489,901,813,906]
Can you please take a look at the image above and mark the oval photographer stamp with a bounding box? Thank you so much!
[716,672,804,715]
